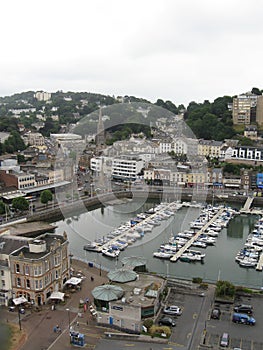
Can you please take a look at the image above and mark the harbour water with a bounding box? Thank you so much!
[54,199,263,289]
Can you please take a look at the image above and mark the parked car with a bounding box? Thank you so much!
[233,304,253,314]
[220,332,229,347]
[211,308,221,319]
[232,313,256,325]
[163,305,182,316]
[158,316,176,327]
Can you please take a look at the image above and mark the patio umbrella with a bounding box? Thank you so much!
[107,268,138,283]
[121,256,147,268]
[92,284,124,301]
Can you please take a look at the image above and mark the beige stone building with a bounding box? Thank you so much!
[9,233,70,305]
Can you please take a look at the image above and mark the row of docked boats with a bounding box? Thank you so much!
[153,205,238,263]
[235,217,263,268]
[84,201,182,258]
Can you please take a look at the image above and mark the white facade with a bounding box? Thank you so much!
[17,173,36,189]
[34,91,51,101]
[90,157,103,172]
[112,157,144,181]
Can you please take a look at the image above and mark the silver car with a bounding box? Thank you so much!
[163,305,182,316]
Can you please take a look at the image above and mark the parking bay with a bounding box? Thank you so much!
[159,288,263,349]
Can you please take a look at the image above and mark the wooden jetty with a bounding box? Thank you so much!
[170,208,225,262]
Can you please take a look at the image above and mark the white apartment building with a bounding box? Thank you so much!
[90,157,103,173]
[112,156,144,181]
[34,91,51,101]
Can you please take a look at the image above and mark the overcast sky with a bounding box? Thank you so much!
[1,0,263,106]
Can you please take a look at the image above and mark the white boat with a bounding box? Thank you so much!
[180,252,202,262]
[238,257,257,268]
[187,249,206,259]
[153,251,173,259]
[102,248,120,258]
[192,241,207,248]
[206,230,219,237]
[177,231,194,239]
[83,242,101,252]
[160,244,178,252]
[198,236,216,245]
[174,237,188,245]
[190,221,205,229]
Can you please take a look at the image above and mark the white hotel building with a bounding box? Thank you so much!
[91,156,144,181]
[112,156,144,181]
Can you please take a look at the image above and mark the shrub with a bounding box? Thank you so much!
[143,318,153,329]
[192,277,203,284]
[149,325,171,338]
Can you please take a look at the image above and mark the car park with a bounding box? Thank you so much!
[158,316,176,327]
[232,313,256,325]
[211,308,221,319]
[233,304,253,314]
[163,305,182,316]
[220,332,229,347]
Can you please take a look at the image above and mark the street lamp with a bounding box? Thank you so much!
[18,305,22,331]
[66,308,71,330]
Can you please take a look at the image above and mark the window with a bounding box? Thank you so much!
[1,270,4,276]
[55,270,60,279]
[35,279,43,290]
[25,265,29,275]
[16,264,20,273]
[1,280,5,287]
[26,279,30,289]
[17,277,21,287]
[45,260,50,271]
[34,265,42,276]
[54,255,60,266]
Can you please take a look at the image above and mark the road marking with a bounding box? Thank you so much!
[124,344,135,347]
[83,332,101,338]
[168,341,184,347]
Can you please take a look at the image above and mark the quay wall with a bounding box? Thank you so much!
[26,190,263,224]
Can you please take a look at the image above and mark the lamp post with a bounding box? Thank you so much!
[66,308,71,330]
[18,305,22,331]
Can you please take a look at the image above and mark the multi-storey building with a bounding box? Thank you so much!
[34,91,51,102]
[23,132,45,147]
[9,233,70,305]
[232,92,260,125]
[198,140,223,158]
[225,146,263,164]
[112,156,144,181]
[0,170,36,190]
[0,235,30,306]
[256,95,263,126]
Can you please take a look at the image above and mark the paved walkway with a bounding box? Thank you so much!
[3,258,110,350]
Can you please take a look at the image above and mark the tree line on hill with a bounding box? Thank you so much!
[0,88,262,149]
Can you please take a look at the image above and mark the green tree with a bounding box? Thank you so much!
[215,280,235,298]
[251,87,262,95]
[12,197,29,211]
[40,190,53,205]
